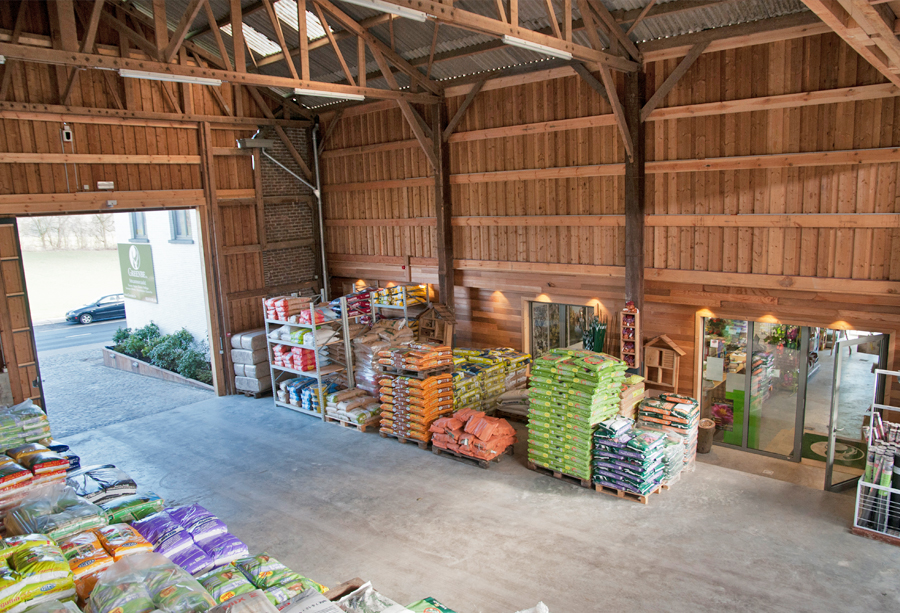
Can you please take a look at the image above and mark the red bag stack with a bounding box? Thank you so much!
[430,408,517,461]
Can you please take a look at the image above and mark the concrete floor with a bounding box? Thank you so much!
[61,395,900,613]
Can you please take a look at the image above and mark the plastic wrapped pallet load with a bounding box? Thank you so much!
[231,332,272,394]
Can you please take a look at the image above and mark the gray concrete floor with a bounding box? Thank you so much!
[62,396,900,613]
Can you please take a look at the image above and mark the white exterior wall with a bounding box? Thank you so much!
[113,210,209,345]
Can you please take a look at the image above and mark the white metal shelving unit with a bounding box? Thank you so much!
[369,284,431,326]
[264,296,357,418]
[853,368,900,543]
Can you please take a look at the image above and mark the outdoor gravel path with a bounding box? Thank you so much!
[39,344,213,437]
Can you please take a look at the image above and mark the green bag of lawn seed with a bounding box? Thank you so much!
[199,566,255,604]
[406,597,457,613]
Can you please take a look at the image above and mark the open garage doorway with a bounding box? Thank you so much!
[4,211,216,438]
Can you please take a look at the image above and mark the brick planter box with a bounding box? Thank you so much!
[102,347,214,392]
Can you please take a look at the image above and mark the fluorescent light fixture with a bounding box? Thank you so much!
[0,56,5,65]
[294,88,365,101]
[500,35,573,61]
[339,0,428,22]
[237,138,277,149]
[118,69,222,86]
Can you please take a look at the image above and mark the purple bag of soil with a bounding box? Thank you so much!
[198,533,249,566]
[133,511,194,557]
[170,543,215,576]
[169,504,228,543]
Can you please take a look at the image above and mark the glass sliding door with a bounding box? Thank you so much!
[748,323,807,459]
[700,318,748,446]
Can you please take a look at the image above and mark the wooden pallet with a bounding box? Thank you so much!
[238,389,271,399]
[379,431,430,449]
[526,461,592,488]
[380,366,453,380]
[594,482,661,505]
[323,415,379,433]
[432,444,513,469]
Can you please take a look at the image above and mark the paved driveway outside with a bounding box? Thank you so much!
[39,344,213,437]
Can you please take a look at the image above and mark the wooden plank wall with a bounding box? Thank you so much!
[0,222,40,407]
[323,32,900,404]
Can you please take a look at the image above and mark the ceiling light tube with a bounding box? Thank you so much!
[501,35,573,61]
[0,56,5,65]
[118,69,222,87]
[338,0,428,22]
[294,88,365,101]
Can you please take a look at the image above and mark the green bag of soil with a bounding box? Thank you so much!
[406,597,457,612]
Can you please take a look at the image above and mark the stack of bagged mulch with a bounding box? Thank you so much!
[430,409,516,461]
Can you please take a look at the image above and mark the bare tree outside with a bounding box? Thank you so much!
[18,214,115,251]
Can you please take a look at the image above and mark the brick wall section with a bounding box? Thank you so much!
[259,126,318,288]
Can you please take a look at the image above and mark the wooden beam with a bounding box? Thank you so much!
[0,190,206,215]
[543,0,563,39]
[102,70,124,110]
[564,0,573,41]
[190,51,232,116]
[624,70,644,313]
[586,0,642,60]
[357,35,366,87]
[99,11,164,58]
[321,139,419,158]
[0,43,439,103]
[449,113,616,142]
[433,101,454,307]
[298,0,311,80]
[317,109,344,155]
[48,0,78,102]
[645,147,900,172]
[443,78,485,141]
[80,0,106,54]
[370,44,438,170]
[598,64,634,161]
[425,22,440,79]
[312,3,355,85]
[450,163,625,184]
[640,41,708,121]
[644,213,900,228]
[495,0,508,22]
[230,0,246,116]
[262,0,300,80]
[203,0,233,70]
[0,101,309,128]
[0,0,27,101]
[626,0,657,35]
[245,86,314,181]
[180,49,194,114]
[571,63,610,106]
[511,0,519,26]
[576,0,606,51]
[152,0,168,60]
[0,153,200,165]
[451,215,623,226]
[164,0,207,63]
[313,0,442,95]
[188,1,265,39]
[363,0,638,70]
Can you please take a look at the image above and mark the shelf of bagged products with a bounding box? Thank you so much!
[265,318,340,328]
[372,303,427,310]
[274,400,322,418]
[267,337,344,351]
[272,364,345,377]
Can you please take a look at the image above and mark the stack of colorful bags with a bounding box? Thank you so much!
[325,389,380,425]
[527,350,627,481]
[276,378,315,407]
[451,370,483,413]
[329,288,373,320]
[0,534,76,609]
[200,552,326,608]
[636,393,700,472]
[133,504,248,577]
[5,483,107,541]
[272,345,330,373]
[372,285,427,307]
[9,443,69,487]
[264,296,311,322]
[453,349,531,413]
[0,400,52,452]
[593,418,666,496]
[379,373,453,443]
[430,409,516,461]
[0,456,35,519]
[301,382,339,415]
[377,342,452,373]
[618,375,645,420]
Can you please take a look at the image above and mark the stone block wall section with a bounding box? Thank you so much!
[259,126,318,289]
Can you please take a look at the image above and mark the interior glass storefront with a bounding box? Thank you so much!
[529,302,594,358]
[700,317,886,490]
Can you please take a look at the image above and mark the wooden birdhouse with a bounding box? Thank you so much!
[644,335,686,393]
[416,304,456,346]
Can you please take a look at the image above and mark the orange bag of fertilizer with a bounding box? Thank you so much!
[69,544,114,580]
[97,524,153,560]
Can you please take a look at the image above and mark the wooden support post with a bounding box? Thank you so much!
[152,0,168,60]
[432,102,454,309]
[230,0,245,116]
[198,122,231,396]
[624,71,644,314]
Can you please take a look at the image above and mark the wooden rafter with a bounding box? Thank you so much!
[62,0,108,105]
[0,0,28,102]
[164,0,207,63]
[152,0,168,60]
[640,41,708,121]
[586,0,641,60]
[187,0,266,40]
[203,0,233,70]
[370,43,438,170]
[359,0,638,70]
[101,70,124,109]
[298,0,310,80]
[0,43,438,103]
[99,11,164,58]
[626,0,658,35]
[543,0,563,39]
[799,0,900,86]
[425,22,440,79]
[190,51,232,116]
[312,3,356,86]
[261,0,300,80]
[564,0,573,41]
[443,78,486,141]
[318,109,344,155]
[313,0,442,95]
[577,0,606,51]
[597,64,634,161]
[495,0,508,22]
[257,13,392,68]
[358,36,366,87]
